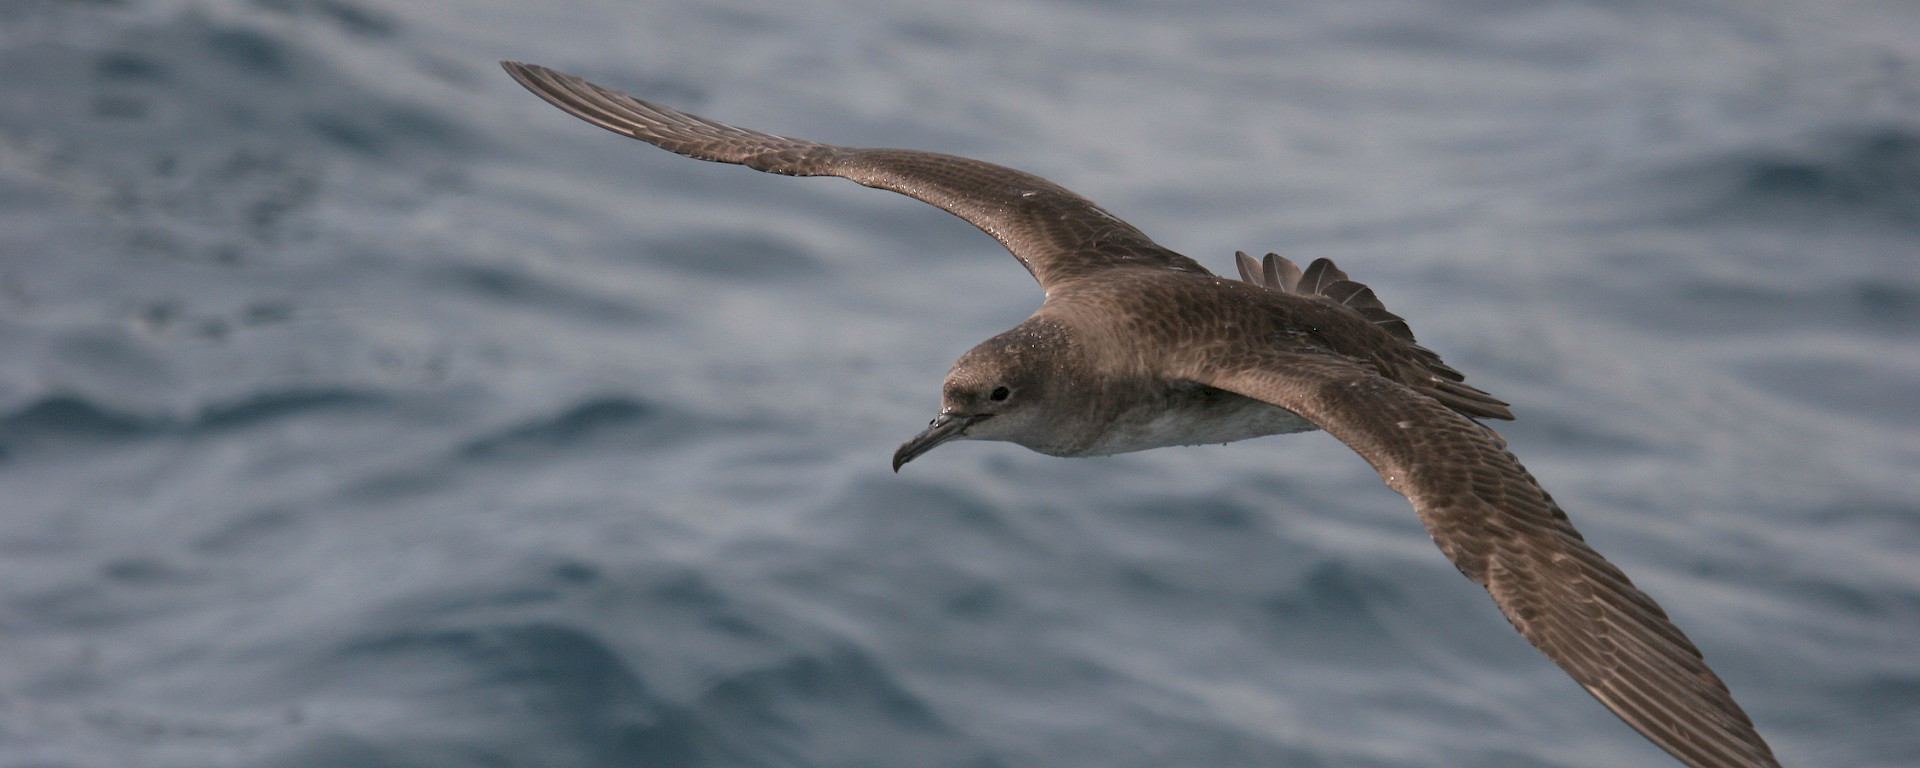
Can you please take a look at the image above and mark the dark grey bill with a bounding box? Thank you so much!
[892,413,986,471]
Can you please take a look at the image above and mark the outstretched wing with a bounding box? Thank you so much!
[1191,354,1779,768]
[502,61,1208,291]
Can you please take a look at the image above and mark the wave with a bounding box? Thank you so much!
[2,2,472,266]
[643,231,826,280]
[0,389,385,454]
[1667,125,1920,227]
[455,396,658,460]
[251,0,401,40]
[289,605,986,765]
[440,264,660,325]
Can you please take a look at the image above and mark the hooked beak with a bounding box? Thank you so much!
[892,412,988,472]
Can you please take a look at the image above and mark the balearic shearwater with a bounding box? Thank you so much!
[501,61,1781,768]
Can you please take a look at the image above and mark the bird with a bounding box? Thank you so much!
[501,60,1781,768]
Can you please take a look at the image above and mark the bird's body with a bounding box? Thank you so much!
[502,61,1782,768]
[930,265,1482,458]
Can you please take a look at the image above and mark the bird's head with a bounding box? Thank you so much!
[893,318,1082,470]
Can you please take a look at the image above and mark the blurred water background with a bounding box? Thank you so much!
[2,0,1917,766]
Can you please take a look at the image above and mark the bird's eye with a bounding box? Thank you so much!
[989,386,1011,402]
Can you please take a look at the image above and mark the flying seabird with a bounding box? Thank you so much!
[501,60,1781,768]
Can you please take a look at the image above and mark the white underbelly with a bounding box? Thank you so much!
[1075,396,1317,456]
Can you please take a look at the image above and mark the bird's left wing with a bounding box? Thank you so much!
[1187,353,1779,768]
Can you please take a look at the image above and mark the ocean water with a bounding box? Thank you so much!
[1,0,1917,766]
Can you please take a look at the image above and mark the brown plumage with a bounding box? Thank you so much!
[502,60,1781,768]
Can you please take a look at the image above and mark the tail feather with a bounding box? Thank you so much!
[1233,251,1512,422]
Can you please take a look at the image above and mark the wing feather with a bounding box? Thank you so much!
[1194,355,1780,768]
[502,61,1207,290]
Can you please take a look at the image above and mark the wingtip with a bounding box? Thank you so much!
[500,60,566,91]
[500,60,539,89]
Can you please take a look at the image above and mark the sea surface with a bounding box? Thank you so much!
[2,1,1917,766]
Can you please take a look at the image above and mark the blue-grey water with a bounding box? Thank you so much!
[2,1,1917,766]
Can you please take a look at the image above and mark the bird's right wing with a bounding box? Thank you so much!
[502,61,1208,292]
